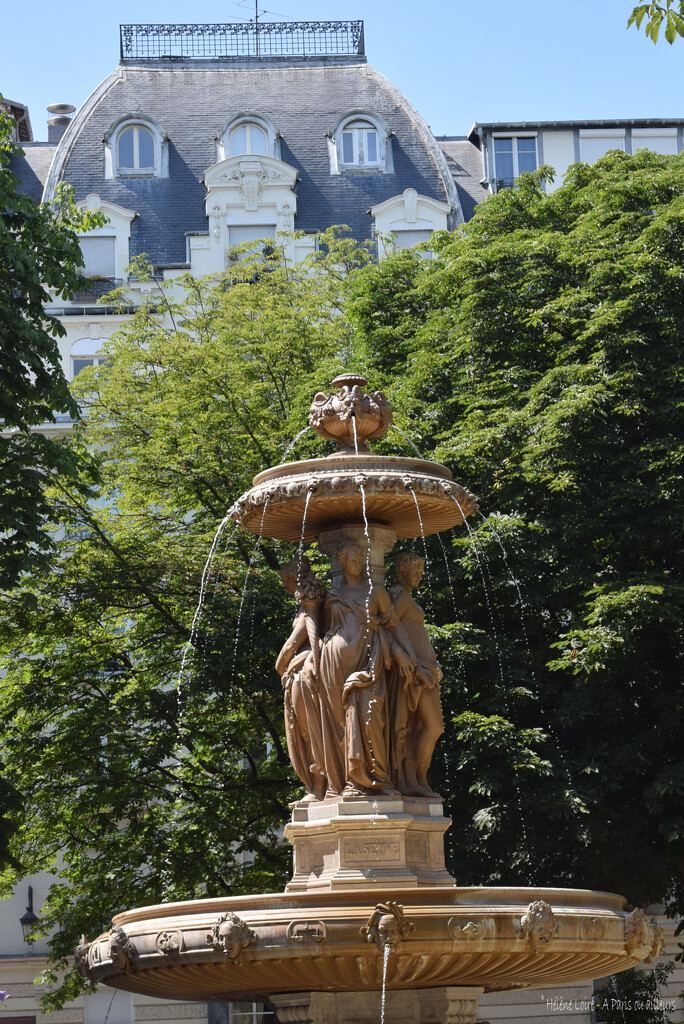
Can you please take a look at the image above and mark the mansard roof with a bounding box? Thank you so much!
[42,60,461,267]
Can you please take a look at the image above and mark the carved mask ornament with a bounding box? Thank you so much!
[108,925,137,974]
[519,900,558,953]
[361,901,414,952]
[207,912,257,963]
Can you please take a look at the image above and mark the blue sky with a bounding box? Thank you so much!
[3,0,683,141]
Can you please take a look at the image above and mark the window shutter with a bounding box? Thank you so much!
[80,237,116,278]
[579,134,625,163]
[228,225,275,246]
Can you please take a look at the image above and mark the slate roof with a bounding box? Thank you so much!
[11,144,58,204]
[42,60,462,266]
[436,137,487,222]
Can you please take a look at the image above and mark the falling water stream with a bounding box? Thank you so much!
[407,485,434,616]
[390,424,424,459]
[281,425,312,461]
[351,414,360,455]
[450,498,506,688]
[451,495,531,863]
[380,942,391,1024]
[230,499,271,688]
[176,512,236,695]
[478,512,582,827]
[296,487,314,588]
[102,990,119,1024]
[359,482,380,781]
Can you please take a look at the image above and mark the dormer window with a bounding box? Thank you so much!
[219,114,278,161]
[229,123,268,156]
[329,111,392,175]
[492,134,537,191]
[104,116,168,179]
[341,119,379,167]
[118,124,155,171]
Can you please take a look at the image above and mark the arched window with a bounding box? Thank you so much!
[229,122,268,157]
[117,124,155,171]
[341,118,379,167]
[219,114,278,162]
[330,111,391,174]
[104,117,167,179]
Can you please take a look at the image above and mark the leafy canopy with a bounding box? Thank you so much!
[0,231,372,1009]
[629,1,684,43]
[0,104,104,589]
[2,152,684,1006]
[350,149,684,909]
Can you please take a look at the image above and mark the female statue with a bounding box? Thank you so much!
[275,557,327,801]
[389,553,444,798]
[318,539,417,796]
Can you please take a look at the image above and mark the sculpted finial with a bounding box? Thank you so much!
[309,373,392,453]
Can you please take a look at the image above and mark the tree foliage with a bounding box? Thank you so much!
[350,151,684,906]
[0,232,371,1008]
[629,1,684,43]
[1,153,684,1007]
[0,105,103,590]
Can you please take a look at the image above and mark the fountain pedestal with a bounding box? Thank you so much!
[285,795,454,892]
[270,985,484,1024]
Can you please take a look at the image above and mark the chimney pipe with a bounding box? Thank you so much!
[47,103,75,143]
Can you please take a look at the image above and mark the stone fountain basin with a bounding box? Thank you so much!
[230,455,478,541]
[86,886,649,1002]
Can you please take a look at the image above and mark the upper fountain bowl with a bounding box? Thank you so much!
[229,375,478,542]
[230,454,478,542]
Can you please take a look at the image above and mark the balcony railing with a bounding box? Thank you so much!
[72,277,123,302]
[491,177,516,193]
[120,21,365,61]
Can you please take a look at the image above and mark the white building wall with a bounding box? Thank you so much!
[540,131,575,193]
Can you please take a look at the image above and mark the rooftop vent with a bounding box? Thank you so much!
[119,21,365,62]
[47,102,76,143]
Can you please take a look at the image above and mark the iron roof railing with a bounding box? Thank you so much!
[120,21,365,61]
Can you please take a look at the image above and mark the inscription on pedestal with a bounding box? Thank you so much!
[343,840,401,863]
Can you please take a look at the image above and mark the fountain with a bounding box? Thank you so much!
[76,374,663,1023]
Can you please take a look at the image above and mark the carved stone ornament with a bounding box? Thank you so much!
[448,916,494,941]
[286,919,327,944]
[224,165,285,211]
[308,373,393,453]
[74,936,92,980]
[207,912,257,963]
[156,929,183,954]
[360,900,414,951]
[624,907,663,960]
[108,925,137,974]
[518,900,558,953]
[580,916,606,942]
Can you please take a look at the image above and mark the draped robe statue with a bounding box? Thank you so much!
[317,540,416,796]
[275,558,328,801]
[388,553,444,798]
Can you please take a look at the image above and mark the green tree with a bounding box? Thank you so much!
[3,152,684,1011]
[629,1,684,42]
[595,962,676,1022]
[0,231,371,1008]
[350,151,684,908]
[0,105,103,590]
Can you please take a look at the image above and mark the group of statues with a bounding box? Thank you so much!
[276,540,444,801]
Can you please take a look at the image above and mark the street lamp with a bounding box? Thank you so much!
[19,885,38,945]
